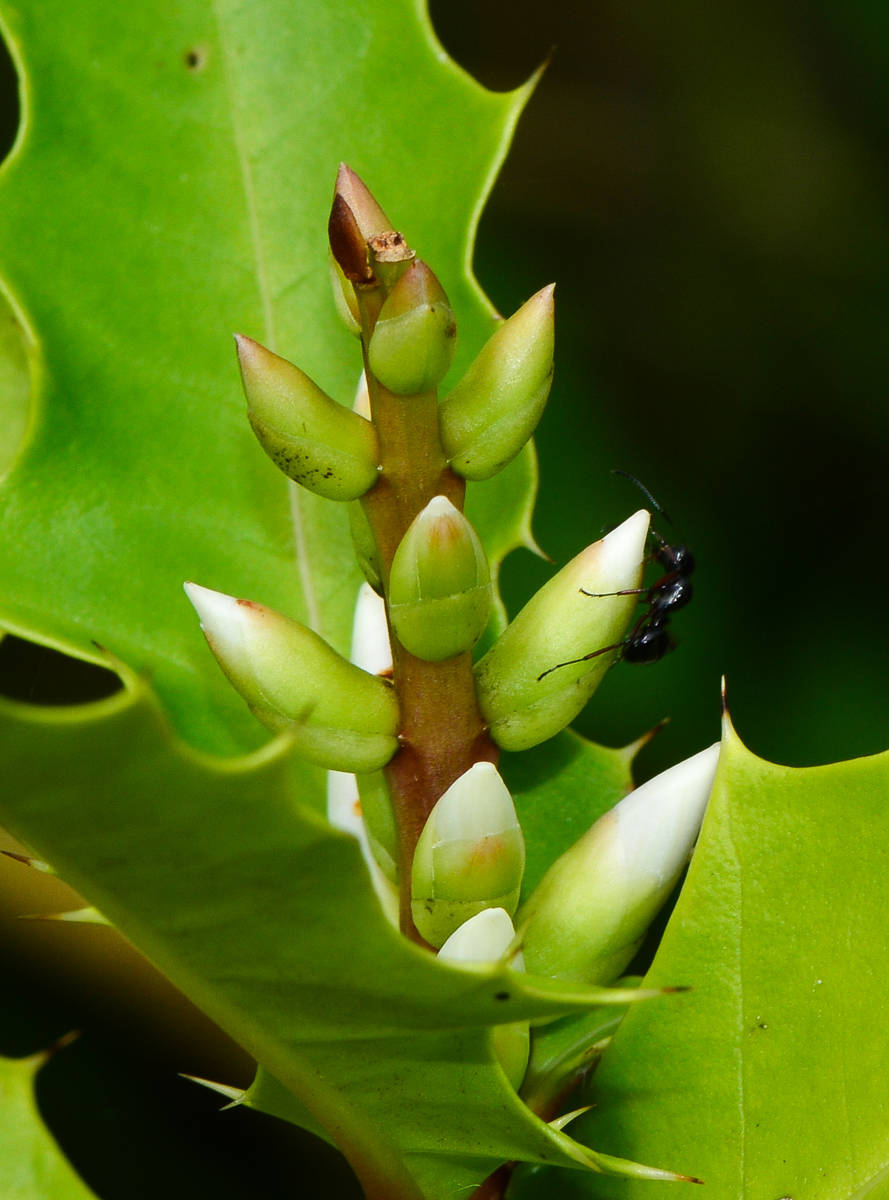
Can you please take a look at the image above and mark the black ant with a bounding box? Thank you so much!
[538,471,694,681]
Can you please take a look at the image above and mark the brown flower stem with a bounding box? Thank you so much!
[469,1164,514,1200]
[357,288,497,944]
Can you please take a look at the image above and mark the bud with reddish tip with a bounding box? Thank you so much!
[520,743,721,985]
[328,164,393,285]
[388,496,492,662]
[367,260,457,395]
[333,163,393,242]
[473,510,650,751]
[438,908,530,1089]
[411,762,525,948]
[439,285,554,480]
[236,335,379,502]
[184,582,400,773]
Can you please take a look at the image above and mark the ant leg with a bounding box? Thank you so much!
[537,641,622,682]
[580,586,648,598]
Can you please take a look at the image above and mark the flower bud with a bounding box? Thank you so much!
[474,510,650,751]
[388,496,492,662]
[438,908,530,1090]
[349,582,393,677]
[325,585,398,910]
[367,260,457,396]
[520,744,721,985]
[349,503,383,596]
[439,285,554,480]
[333,163,392,242]
[328,251,361,336]
[184,583,400,773]
[327,769,399,925]
[236,335,379,502]
[411,762,525,948]
[328,164,393,284]
[356,770,399,884]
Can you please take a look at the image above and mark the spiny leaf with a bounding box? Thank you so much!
[0,1045,98,1200]
[511,717,889,1198]
[0,679,668,1200]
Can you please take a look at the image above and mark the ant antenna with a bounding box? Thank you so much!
[612,469,674,527]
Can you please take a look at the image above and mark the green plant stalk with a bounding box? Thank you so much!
[356,286,498,943]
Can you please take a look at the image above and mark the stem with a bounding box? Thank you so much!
[469,1164,513,1200]
[357,290,497,943]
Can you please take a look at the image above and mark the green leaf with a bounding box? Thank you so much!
[0,1046,98,1200]
[0,0,536,756]
[512,718,889,1199]
[0,679,657,1200]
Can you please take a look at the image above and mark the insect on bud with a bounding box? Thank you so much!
[387,496,492,662]
[184,583,400,773]
[439,285,554,480]
[473,510,650,751]
[411,762,525,948]
[236,336,380,502]
[438,908,530,1090]
[520,743,721,985]
[367,260,457,396]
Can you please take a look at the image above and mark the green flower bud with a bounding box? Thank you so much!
[438,908,530,1090]
[333,162,393,242]
[439,285,554,480]
[349,502,383,594]
[327,769,399,925]
[411,762,525,948]
[184,583,400,773]
[357,770,398,884]
[328,250,361,336]
[236,335,379,502]
[474,510,650,751]
[324,585,398,922]
[520,744,721,985]
[328,164,393,284]
[367,260,457,396]
[388,496,491,662]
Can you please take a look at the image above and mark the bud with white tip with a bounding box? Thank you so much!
[411,762,525,948]
[438,908,529,1089]
[474,510,650,751]
[520,743,721,985]
[184,582,400,773]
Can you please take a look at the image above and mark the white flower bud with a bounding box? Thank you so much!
[411,762,525,949]
[521,743,721,985]
[439,909,529,1089]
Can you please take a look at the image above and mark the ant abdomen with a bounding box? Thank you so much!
[622,624,674,665]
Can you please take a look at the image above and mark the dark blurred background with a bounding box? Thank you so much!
[432,0,889,780]
[2,1,889,1194]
